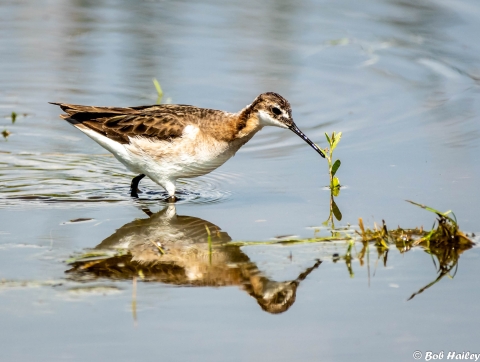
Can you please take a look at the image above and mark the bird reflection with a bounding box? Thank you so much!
[66,205,321,314]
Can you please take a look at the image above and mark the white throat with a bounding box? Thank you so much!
[257,110,289,129]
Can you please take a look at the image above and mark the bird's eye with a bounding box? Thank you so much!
[272,107,282,116]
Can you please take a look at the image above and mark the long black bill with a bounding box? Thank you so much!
[290,124,325,158]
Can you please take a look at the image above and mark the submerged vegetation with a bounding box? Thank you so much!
[349,201,474,299]
[1,129,11,140]
[66,201,474,303]
[2,83,471,308]
[2,112,19,140]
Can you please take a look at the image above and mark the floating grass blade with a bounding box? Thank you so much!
[224,234,351,247]
[406,200,457,225]
[65,249,129,264]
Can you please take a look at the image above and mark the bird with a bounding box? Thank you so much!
[68,203,323,314]
[51,92,325,201]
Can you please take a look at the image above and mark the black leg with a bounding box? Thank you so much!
[130,174,145,198]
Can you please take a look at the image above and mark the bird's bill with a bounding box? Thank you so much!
[290,124,326,158]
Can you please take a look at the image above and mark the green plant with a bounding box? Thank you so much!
[152,78,164,104]
[323,131,342,194]
[321,131,343,230]
[2,129,11,140]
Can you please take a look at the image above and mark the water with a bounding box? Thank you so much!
[1,0,480,361]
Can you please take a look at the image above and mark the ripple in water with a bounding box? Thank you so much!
[0,152,237,208]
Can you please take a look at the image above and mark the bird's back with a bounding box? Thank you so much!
[51,102,238,144]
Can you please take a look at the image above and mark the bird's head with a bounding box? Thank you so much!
[248,92,325,158]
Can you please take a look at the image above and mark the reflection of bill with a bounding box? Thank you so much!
[66,205,321,314]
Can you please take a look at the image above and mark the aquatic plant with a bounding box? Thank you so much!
[65,201,474,302]
[321,131,342,229]
[2,129,11,140]
[66,201,473,260]
[354,201,474,298]
[2,111,19,140]
[323,131,342,192]
[152,78,163,104]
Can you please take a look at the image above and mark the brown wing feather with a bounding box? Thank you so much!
[50,102,197,144]
[51,102,239,144]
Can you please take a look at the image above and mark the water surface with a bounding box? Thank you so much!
[1,0,480,361]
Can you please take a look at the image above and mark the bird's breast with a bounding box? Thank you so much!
[126,127,239,178]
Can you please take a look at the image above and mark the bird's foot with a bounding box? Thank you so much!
[166,195,177,203]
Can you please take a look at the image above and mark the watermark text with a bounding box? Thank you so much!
[413,351,480,361]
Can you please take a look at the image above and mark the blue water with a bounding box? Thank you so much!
[1,0,479,361]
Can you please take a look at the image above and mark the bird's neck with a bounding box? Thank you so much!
[234,106,263,139]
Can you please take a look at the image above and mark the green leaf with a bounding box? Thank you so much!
[332,187,340,197]
[152,78,163,104]
[331,159,341,177]
[331,176,340,195]
[332,200,342,221]
[331,132,342,151]
[325,132,331,146]
[11,112,17,124]
[332,176,340,188]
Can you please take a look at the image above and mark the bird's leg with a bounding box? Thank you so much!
[164,180,177,203]
[167,195,177,203]
[130,174,145,198]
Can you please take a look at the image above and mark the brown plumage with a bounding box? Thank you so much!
[66,205,323,314]
[50,92,324,200]
[50,102,239,144]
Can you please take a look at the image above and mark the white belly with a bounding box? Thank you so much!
[130,141,235,180]
[75,123,258,194]
[124,126,248,184]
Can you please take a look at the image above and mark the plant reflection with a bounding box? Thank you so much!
[65,202,475,313]
[333,212,475,300]
[66,205,322,314]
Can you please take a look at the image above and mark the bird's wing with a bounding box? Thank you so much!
[50,103,204,144]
